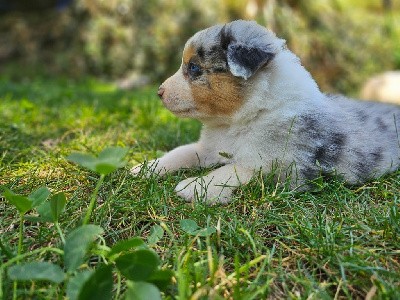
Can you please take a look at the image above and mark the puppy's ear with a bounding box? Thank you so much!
[227,43,274,80]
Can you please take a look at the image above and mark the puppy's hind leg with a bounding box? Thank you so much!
[175,164,255,204]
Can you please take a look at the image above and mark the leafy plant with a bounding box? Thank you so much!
[180,219,216,237]
[67,147,129,225]
[2,186,51,299]
[0,147,173,299]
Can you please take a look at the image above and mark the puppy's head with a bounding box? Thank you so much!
[158,20,285,122]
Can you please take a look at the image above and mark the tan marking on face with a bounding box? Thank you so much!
[159,69,195,116]
[183,44,196,64]
[191,73,244,116]
[163,42,245,119]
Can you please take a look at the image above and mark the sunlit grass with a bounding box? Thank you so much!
[0,77,399,299]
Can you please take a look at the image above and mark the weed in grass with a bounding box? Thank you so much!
[1,146,173,299]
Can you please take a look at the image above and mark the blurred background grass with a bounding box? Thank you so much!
[0,0,399,94]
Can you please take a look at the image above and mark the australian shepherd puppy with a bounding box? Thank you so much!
[132,20,400,204]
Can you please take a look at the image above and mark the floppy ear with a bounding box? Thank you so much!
[227,43,274,80]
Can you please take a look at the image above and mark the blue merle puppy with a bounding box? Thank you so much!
[132,20,400,204]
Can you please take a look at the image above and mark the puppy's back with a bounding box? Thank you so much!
[292,94,400,184]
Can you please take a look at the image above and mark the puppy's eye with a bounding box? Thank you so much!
[188,62,202,77]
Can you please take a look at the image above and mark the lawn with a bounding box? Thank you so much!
[0,77,399,299]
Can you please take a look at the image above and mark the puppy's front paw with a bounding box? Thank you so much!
[130,159,164,178]
[130,164,144,176]
[175,177,198,202]
[175,177,233,205]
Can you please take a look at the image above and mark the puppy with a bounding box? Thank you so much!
[132,20,400,204]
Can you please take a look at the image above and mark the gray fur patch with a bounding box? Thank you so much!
[375,117,388,131]
[296,114,347,177]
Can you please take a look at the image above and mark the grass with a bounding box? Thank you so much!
[0,76,399,299]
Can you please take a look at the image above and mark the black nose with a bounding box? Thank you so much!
[157,86,165,99]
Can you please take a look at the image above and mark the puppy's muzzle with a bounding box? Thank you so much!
[157,85,165,99]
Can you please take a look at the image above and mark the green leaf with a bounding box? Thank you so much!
[95,147,128,175]
[35,201,54,223]
[7,262,65,283]
[115,250,160,281]
[28,186,51,208]
[78,265,113,300]
[94,163,118,175]
[66,270,94,300]
[97,147,129,166]
[64,225,104,272]
[3,187,32,214]
[147,269,174,290]
[147,225,164,245]
[195,227,217,237]
[34,192,66,223]
[125,281,162,300]
[68,147,128,175]
[50,192,66,222]
[180,219,199,234]
[67,153,97,172]
[179,219,215,236]
[108,237,146,258]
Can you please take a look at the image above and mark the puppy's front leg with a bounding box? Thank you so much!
[175,165,254,204]
[131,143,202,177]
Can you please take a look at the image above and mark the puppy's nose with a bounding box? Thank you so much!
[157,86,165,99]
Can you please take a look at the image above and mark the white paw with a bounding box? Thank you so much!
[130,164,144,176]
[175,177,233,205]
[175,177,199,202]
[130,159,164,178]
